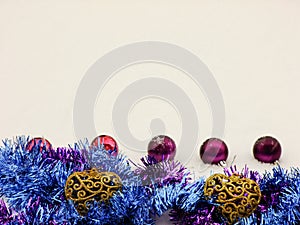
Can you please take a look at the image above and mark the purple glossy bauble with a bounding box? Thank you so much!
[200,138,228,164]
[253,136,281,163]
[147,135,176,162]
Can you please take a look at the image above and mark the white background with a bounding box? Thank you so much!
[1,1,300,224]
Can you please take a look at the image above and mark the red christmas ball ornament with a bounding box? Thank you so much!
[200,138,228,164]
[147,135,176,162]
[91,135,119,156]
[253,136,282,163]
[25,137,52,152]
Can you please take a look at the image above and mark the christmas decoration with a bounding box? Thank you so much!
[25,137,52,152]
[65,168,122,216]
[0,135,299,225]
[91,135,118,156]
[147,135,176,162]
[133,155,190,187]
[204,173,261,224]
[200,138,228,164]
[253,136,282,163]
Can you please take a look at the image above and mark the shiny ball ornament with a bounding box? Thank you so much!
[25,137,52,152]
[253,136,281,163]
[204,173,261,224]
[200,138,228,164]
[91,135,118,156]
[64,168,122,216]
[147,135,176,162]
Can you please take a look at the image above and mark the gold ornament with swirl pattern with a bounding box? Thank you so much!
[204,173,261,224]
[64,168,122,216]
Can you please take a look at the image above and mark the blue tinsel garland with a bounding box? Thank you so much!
[0,136,299,225]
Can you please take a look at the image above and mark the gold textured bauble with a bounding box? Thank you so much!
[204,173,261,224]
[64,168,122,216]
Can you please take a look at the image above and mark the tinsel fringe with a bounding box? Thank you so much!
[0,136,299,225]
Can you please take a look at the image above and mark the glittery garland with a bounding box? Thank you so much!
[0,136,299,225]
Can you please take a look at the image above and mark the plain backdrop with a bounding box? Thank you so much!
[1,1,300,224]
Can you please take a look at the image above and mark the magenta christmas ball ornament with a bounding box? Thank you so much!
[199,138,228,164]
[253,136,281,163]
[147,135,176,162]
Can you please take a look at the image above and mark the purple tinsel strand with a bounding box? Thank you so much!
[170,206,223,225]
[0,198,30,225]
[134,156,191,188]
[0,199,14,224]
[223,165,261,183]
[42,147,87,171]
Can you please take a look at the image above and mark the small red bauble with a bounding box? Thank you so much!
[91,135,119,156]
[253,136,281,163]
[199,138,228,164]
[25,137,52,152]
[147,135,176,162]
